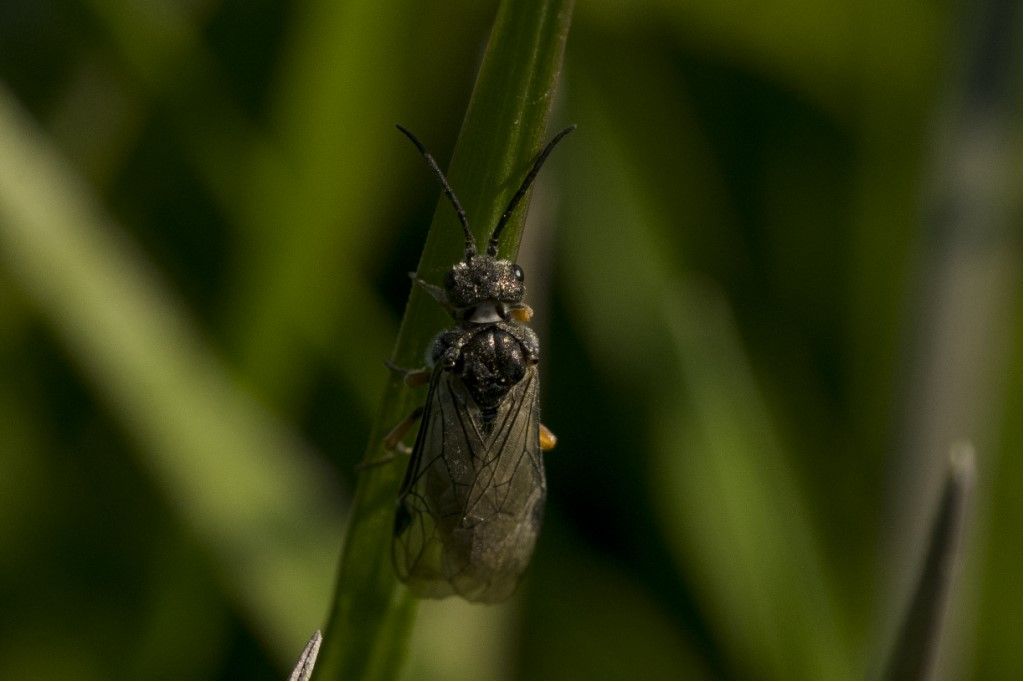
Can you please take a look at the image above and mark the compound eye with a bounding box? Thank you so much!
[512,264,525,283]
[443,270,457,290]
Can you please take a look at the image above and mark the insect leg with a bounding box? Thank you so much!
[434,328,476,368]
[383,405,425,452]
[357,406,425,469]
[508,303,534,322]
[410,274,453,314]
[384,360,432,387]
[539,423,558,451]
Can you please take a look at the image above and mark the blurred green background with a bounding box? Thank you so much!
[0,0,1019,679]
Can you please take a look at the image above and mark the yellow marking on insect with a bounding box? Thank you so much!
[510,304,534,322]
[539,423,557,451]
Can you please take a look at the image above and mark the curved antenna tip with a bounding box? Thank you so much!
[487,125,577,256]
[396,124,477,258]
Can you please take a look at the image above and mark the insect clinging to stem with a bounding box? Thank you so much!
[384,123,575,603]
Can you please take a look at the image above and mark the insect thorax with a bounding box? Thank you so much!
[432,323,536,417]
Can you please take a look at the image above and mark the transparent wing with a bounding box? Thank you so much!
[391,366,456,599]
[392,365,545,603]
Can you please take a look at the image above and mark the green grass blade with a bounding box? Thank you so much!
[883,445,975,679]
[314,1,575,678]
[0,84,344,664]
[559,79,852,677]
[82,0,400,412]
[225,0,409,408]
[289,630,324,681]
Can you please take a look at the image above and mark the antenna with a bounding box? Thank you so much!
[396,124,476,259]
[488,125,576,257]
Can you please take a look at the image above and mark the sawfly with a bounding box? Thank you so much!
[384,124,574,603]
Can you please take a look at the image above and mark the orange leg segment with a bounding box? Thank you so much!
[539,423,557,451]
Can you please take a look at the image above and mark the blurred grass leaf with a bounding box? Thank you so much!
[225,0,410,407]
[654,284,850,678]
[0,84,344,664]
[560,76,851,678]
[82,0,400,411]
[884,444,974,679]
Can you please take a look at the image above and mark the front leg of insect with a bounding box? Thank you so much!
[389,123,574,603]
[412,276,454,316]
[431,328,475,370]
[384,360,432,388]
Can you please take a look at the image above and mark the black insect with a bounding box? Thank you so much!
[386,123,574,603]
